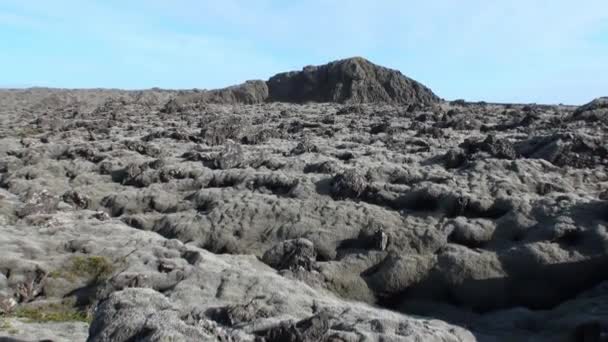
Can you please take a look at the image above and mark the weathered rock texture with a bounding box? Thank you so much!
[267,57,440,105]
[0,71,607,342]
[162,57,440,108]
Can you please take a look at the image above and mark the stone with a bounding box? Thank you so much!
[262,238,317,271]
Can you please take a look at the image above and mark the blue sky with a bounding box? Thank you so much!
[1,1,607,104]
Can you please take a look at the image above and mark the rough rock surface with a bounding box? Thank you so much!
[267,57,440,105]
[572,97,608,122]
[163,57,440,108]
[1,69,608,342]
[163,81,269,112]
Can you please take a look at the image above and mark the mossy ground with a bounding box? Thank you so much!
[10,302,91,323]
[49,255,114,282]
[70,255,114,279]
[15,126,44,138]
[0,318,19,334]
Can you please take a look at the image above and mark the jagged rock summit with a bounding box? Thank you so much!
[162,57,439,111]
[571,96,608,123]
[267,57,440,105]
[576,96,608,113]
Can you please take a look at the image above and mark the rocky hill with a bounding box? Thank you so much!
[162,57,440,109]
[266,57,440,105]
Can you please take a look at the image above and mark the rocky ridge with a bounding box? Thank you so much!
[163,57,440,111]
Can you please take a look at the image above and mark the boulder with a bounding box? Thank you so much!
[461,135,518,160]
[330,169,368,200]
[262,238,317,271]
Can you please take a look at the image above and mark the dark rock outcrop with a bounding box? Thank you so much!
[516,133,608,168]
[461,135,518,160]
[161,81,268,112]
[259,312,331,342]
[574,97,608,115]
[262,238,317,271]
[163,57,440,109]
[267,57,439,105]
[330,169,369,200]
[203,80,269,105]
[572,97,608,122]
[444,148,467,169]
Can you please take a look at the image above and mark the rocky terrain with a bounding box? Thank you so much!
[0,57,607,341]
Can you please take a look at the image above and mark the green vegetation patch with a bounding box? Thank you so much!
[16,126,44,138]
[50,255,114,281]
[0,318,19,334]
[12,302,91,323]
[70,255,114,279]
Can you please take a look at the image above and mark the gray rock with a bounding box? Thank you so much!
[1,83,608,342]
[159,57,439,107]
[200,115,245,146]
[267,57,440,105]
[87,288,221,342]
[214,142,246,170]
[461,134,518,160]
[444,148,467,169]
[572,97,608,122]
[262,238,317,271]
[330,169,368,200]
[259,312,330,342]
[290,139,319,156]
[446,217,495,248]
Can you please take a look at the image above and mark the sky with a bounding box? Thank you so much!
[1,1,607,104]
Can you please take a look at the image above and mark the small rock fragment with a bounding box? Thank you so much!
[262,238,317,271]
